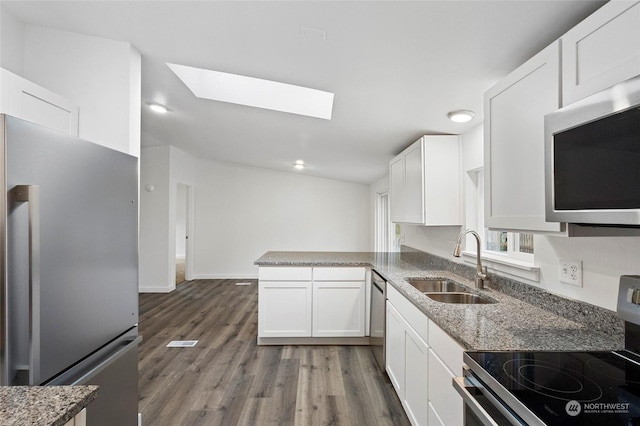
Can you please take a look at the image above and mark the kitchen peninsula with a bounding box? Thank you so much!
[255,249,624,352]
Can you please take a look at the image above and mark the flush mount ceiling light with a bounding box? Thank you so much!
[294,160,305,170]
[148,103,169,114]
[447,110,475,123]
[167,63,334,120]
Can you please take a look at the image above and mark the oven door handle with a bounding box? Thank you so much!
[453,375,523,426]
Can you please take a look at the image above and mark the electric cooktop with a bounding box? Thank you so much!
[466,350,640,425]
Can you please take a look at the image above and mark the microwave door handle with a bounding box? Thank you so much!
[14,185,41,385]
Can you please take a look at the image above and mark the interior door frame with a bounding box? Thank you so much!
[375,190,392,252]
[173,181,195,284]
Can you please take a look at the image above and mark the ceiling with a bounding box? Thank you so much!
[2,0,606,184]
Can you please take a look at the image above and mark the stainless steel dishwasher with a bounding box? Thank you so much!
[370,270,386,374]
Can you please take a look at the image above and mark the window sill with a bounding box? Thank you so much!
[461,250,540,282]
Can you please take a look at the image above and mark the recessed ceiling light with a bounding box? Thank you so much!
[148,103,169,114]
[294,160,305,170]
[447,110,475,123]
[167,63,334,120]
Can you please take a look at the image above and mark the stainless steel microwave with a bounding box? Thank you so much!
[544,75,640,226]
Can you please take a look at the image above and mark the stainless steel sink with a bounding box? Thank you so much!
[425,292,496,304]
[407,279,467,293]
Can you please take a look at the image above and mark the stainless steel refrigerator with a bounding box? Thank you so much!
[1,114,140,425]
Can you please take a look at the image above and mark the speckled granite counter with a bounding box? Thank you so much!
[255,250,625,352]
[0,386,98,426]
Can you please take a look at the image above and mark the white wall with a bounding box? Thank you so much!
[399,123,640,311]
[0,6,25,75]
[21,25,141,156]
[139,145,371,291]
[194,158,371,278]
[139,146,172,292]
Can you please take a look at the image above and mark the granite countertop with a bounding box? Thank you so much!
[0,386,98,426]
[255,251,625,352]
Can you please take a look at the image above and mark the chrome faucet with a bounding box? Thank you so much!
[453,229,488,289]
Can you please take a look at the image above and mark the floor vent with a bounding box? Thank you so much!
[166,340,198,348]
[235,282,252,286]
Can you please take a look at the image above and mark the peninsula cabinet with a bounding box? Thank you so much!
[484,41,563,233]
[312,267,366,337]
[390,135,461,226]
[561,0,640,106]
[258,266,366,341]
[258,267,313,338]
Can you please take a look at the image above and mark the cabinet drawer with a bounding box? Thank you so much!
[313,266,365,281]
[428,321,464,375]
[259,266,312,281]
[387,285,428,343]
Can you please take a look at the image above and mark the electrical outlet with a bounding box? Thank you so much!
[559,259,582,287]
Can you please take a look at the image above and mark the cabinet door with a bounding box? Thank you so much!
[562,1,640,105]
[386,301,406,396]
[404,324,429,426]
[403,140,425,224]
[424,135,461,225]
[258,281,312,337]
[484,41,562,233]
[1,68,79,136]
[312,281,365,337]
[428,349,463,426]
[390,154,404,223]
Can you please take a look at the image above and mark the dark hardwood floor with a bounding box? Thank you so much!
[138,279,410,426]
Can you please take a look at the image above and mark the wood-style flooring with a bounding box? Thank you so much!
[138,279,410,426]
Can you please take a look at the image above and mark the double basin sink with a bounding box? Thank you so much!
[407,279,496,304]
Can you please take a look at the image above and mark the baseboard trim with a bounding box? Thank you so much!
[257,336,370,346]
[139,286,175,293]
[193,273,259,280]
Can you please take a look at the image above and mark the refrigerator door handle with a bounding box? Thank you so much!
[13,185,41,384]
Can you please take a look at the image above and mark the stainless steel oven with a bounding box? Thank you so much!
[454,275,640,426]
[370,270,386,373]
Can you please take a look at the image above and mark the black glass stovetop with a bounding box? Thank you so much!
[466,350,640,425]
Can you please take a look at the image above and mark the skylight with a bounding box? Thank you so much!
[167,63,334,120]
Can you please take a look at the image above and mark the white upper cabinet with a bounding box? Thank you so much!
[484,41,563,233]
[0,68,79,136]
[561,0,640,106]
[390,135,461,226]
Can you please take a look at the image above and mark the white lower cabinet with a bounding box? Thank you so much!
[385,301,406,393]
[258,266,366,339]
[386,301,429,426]
[428,349,463,426]
[386,284,464,426]
[404,324,430,426]
[258,280,313,337]
[313,281,365,337]
[428,403,445,426]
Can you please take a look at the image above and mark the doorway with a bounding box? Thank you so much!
[375,190,393,252]
[175,183,190,284]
